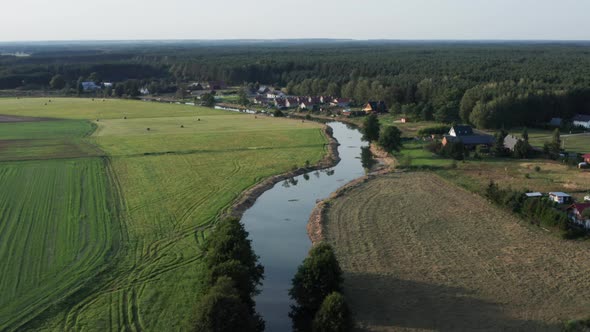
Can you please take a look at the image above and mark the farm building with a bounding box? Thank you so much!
[442,125,494,148]
[363,101,388,114]
[568,203,590,229]
[549,192,573,204]
[81,82,100,91]
[525,192,543,198]
[573,114,590,129]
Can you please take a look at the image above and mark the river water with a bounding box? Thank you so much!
[241,122,367,331]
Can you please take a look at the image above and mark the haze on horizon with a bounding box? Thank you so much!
[1,0,589,42]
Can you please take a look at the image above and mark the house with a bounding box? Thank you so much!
[102,82,113,88]
[342,110,366,118]
[525,192,543,198]
[548,117,563,127]
[549,192,573,204]
[330,98,351,108]
[573,114,590,129]
[399,117,408,123]
[81,82,100,91]
[274,98,287,109]
[267,90,285,99]
[567,203,590,229]
[503,135,521,151]
[285,97,300,108]
[300,101,318,110]
[320,95,334,104]
[584,154,590,163]
[207,81,227,90]
[252,96,267,105]
[140,87,150,95]
[188,83,204,91]
[442,125,495,148]
[363,101,388,114]
[257,86,271,95]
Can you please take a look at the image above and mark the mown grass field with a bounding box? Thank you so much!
[324,172,590,331]
[0,98,328,331]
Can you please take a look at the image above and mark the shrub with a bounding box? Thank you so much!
[416,125,451,137]
[534,166,541,172]
[424,141,443,154]
[312,292,353,332]
[273,109,285,117]
[378,126,403,152]
[362,114,380,142]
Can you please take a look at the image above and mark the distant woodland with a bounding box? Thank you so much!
[2,41,590,128]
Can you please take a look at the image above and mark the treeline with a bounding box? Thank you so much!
[2,42,590,127]
[485,181,584,239]
[193,218,265,332]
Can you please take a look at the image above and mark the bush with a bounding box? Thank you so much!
[273,109,285,117]
[534,165,541,172]
[362,114,380,142]
[416,125,451,137]
[312,292,353,332]
[424,141,443,154]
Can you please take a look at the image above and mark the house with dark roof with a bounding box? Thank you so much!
[442,125,494,148]
[363,101,388,114]
[548,117,563,127]
[81,82,100,91]
[207,81,227,90]
[330,98,351,108]
[573,114,590,129]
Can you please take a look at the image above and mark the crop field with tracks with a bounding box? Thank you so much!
[0,98,327,331]
[324,172,590,331]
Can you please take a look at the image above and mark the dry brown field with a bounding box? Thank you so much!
[324,172,590,331]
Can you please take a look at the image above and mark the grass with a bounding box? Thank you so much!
[0,158,118,331]
[324,172,590,331]
[0,98,328,331]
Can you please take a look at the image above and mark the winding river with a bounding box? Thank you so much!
[241,122,367,331]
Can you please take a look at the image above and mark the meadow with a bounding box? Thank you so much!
[0,98,328,331]
[324,172,590,331]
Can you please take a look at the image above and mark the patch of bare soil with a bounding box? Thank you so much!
[0,115,53,123]
[323,172,590,331]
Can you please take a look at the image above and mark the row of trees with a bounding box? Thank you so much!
[193,218,265,332]
[289,243,352,332]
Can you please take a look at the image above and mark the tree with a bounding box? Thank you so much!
[207,259,258,310]
[49,74,66,90]
[201,93,216,107]
[290,243,343,332]
[193,277,263,332]
[444,141,465,160]
[378,126,403,152]
[544,128,562,159]
[492,130,509,157]
[238,88,250,106]
[76,77,84,96]
[513,139,532,159]
[362,114,380,142]
[312,292,353,332]
[522,127,529,142]
[113,83,125,97]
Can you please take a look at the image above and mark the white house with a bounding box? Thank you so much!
[573,114,590,129]
[568,203,590,229]
[548,192,573,204]
[140,87,150,95]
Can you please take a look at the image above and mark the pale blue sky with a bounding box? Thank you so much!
[1,0,589,41]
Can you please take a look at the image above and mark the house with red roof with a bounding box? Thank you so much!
[568,203,590,229]
[583,154,590,163]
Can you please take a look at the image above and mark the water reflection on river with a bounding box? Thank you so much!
[241,122,367,332]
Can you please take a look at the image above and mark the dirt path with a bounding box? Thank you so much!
[323,172,590,331]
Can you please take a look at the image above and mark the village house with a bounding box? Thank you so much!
[274,98,287,109]
[267,90,285,99]
[442,125,495,148]
[257,86,271,95]
[139,87,150,95]
[330,98,351,108]
[573,114,590,129]
[584,154,590,163]
[548,117,563,127]
[300,101,318,110]
[320,95,334,104]
[362,101,388,114]
[525,192,543,198]
[187,82,204,91]
[549,192,573,204]
[207,81,227,90]
[285,97,299,108]
[568,203,590,229]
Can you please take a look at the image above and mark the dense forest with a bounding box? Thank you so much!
[1,41,590,128]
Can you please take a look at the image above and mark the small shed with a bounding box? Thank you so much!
[548,192,573,204]
[525,192,543,198]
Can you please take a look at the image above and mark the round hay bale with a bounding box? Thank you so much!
[146,128,150,131]
[180,125,184,128]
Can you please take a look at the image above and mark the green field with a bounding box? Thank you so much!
[0,98,328,330]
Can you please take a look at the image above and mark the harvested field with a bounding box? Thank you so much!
[0,114,52,122]
[324,172,590,331]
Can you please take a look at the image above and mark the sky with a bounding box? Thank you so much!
[1,0,589,42]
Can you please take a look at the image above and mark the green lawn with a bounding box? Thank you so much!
[0,98,328,331]
[504,128,590,154]
[394,141,455,168]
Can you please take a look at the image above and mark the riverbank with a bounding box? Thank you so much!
[307,142,395,244]
[223,124,340,221]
